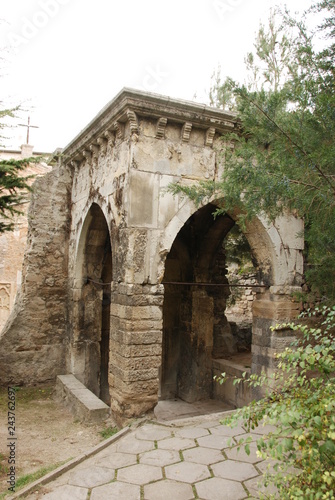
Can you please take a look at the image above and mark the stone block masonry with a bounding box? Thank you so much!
[0,89,304,422]
[55,375,110,424]
[0,162,72,385]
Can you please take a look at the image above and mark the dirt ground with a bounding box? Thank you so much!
[0,384,119,496]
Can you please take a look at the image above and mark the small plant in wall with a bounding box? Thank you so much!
[217,306,335,499]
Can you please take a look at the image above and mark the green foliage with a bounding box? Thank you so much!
[15,461,67,490]
[171,1,335,301]
[224,224,253,268]
[219,306,335,499]
[0,158,35,232]
[99,426,119,439]
[0,102,41,233]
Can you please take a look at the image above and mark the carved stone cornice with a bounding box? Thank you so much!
[89,144,99,155]
[126,110,139,136]
[97,136,108,154]
[82,149,92,161]
[62,88,239,163]
[156,117,167,139]
[205,127,216,147]
[113,121,124,140]
[70,159,80,169]
[181,122,192,142]
[103,130,115,146]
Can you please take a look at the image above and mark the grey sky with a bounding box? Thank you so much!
[1,0,314,152]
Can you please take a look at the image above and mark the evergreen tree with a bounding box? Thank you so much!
[171,1,335,302]
[0,104,38,233]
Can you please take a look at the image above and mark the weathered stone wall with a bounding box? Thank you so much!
[61,90,304,418]
[251,287,302,392]
[0,148,51,330]
[0,162,72,385]
[0,90,305,419]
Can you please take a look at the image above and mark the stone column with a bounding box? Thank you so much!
[109,283,164,420]
[251,286,301,398]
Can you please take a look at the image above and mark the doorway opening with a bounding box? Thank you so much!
[73,203,112,405]
[161,203,260,408]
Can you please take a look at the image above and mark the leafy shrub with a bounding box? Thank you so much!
[220,306,335,499]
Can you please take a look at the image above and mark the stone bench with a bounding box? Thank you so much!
[55,374,110,424]
[212,355,252,408]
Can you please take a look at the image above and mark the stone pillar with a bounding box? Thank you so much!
[109,283,164,421]
[251,287,301,398]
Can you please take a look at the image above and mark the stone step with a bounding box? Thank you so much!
[55,374,110,424]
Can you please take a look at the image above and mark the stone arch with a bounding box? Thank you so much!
[160,198,303,406]
[70,202,112,404]
[161,198,280,285]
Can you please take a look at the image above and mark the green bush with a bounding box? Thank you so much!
[220,306,335,499]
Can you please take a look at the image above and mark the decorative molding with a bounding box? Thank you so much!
[103,130,115,145]
[89,144,99,156]
[70,160,80,169]
[113,121,124,140]
[82,149,92,161]
[97,136,108,154]
[181,122,192,142]
[126,110,139,135]
[222,120,234,129]
[156,117,168,139]
[205,127,216,147]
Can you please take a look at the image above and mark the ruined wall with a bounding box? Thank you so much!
[0,90,305,417]
[64,91,303,417]
[0,162,72,385]
[0,149,51,330]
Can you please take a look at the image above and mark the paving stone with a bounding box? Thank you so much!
[90,481,140,499]
[244,475,278,497]
[212,459,259,481]
[195,477,247,500]
[174,426,210,439]
[143,479,195,499]
[116,437,155,454]
[94,451,137,469]
[182,446,225,465]
[92,443,118,458]
[158,436,196,451]
[233,432,260,443]
[135,424,172,441]
[165,461,210,483]
[140,448,181,466]
[257,459,301,477]
[210,423,246,437]
[117,463,162,485]
[197,434,231,450]
[21,410,275,499]
[252,422,277,435]
[68,465,115,488]
[256,459,276,474]
[195,419,223,429]
[37,484,88,500]
[224,442,262,464]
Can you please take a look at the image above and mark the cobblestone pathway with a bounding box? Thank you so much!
[17,412,277,500]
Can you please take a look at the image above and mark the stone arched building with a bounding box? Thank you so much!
[0,89,303,420]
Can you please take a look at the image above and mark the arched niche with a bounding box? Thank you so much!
[71,203,112,404]
[160,200,303,406]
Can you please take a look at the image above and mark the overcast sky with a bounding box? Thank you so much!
[1,0,314,152]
